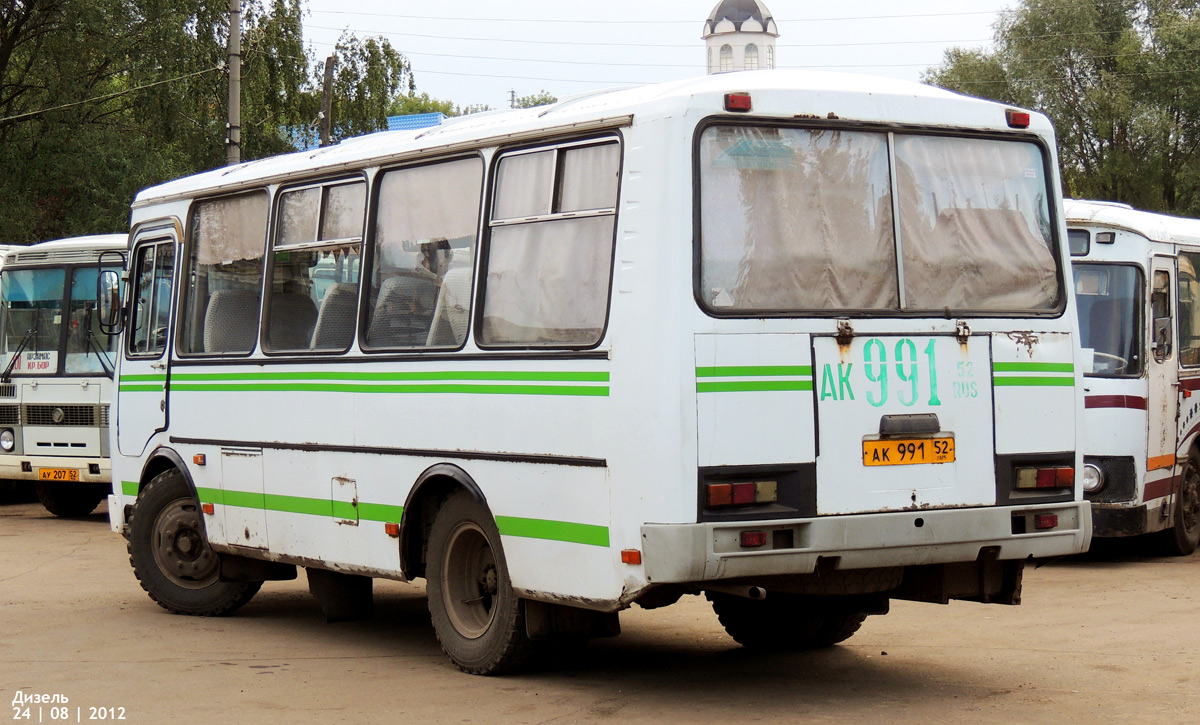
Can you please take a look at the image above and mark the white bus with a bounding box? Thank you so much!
[105,71,1090,674]
[0,235,126,516]
[1066,199,1200,555]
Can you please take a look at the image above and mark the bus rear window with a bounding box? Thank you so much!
[698,125,1060,315]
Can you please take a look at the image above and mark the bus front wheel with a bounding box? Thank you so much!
[127,469,261,616]
[1160,454,1200,556]
[426,491,531,675]
[707,591,868,650]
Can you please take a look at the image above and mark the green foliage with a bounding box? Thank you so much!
[390,91,489,117]
[0,0,415,242]
[924,0,1200,215]
[514,89,557,108]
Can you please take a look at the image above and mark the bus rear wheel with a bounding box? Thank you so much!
[707,592,868,650]
[34,482,107,517]
[426,491,532,675]
[127,469,261,616]
[1160,454,1200,556]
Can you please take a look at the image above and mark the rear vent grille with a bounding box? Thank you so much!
[0,404,19,425]
[100,404,110,427]
[0,384,15,398]
[24,404,96,426]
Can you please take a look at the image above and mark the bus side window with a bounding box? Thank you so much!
[268,180,365,353]
[479,140,620,347]
[1175,256,1200,365]
[180,192,269,355]
[364,157,483,350]
[1152,269,1173,363]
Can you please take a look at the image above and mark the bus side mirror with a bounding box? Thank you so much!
[97,269,123,335]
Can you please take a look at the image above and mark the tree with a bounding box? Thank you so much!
[0,1,416,242]
[514,89,557,108]
[390,91,489,117]
[923,0,1200,215]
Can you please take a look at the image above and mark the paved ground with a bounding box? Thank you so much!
[1,498,1196,724]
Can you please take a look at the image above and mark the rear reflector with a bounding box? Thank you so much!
[1015,466,1074,490]
[1006,109,1031,128]
[621,549,642,565]
[384,522,400,537]
[201,503,215,515]
[725,92,752,112]
[1034,513,1059,530]
[740,531,767,548]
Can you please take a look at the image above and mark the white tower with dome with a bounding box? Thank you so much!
[703,0,779,74]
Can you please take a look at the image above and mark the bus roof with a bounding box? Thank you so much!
[133,70,1049,207]
[1064,199,1200,246]
[2,234,127,267]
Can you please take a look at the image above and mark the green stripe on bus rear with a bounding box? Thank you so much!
[993,376,1075,387]
[697,380,814,393]
[696,365,812,377]
[992,362,1074,373]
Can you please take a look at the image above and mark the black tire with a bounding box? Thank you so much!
[1159,454,1200,556]
[426,491,532,675]
[707,592,868,650]
[127,469,261,616]
[35,481,108,517]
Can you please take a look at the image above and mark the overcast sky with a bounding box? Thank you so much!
[301,1,1013,110]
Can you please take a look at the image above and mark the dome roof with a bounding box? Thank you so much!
[703,0,778,36]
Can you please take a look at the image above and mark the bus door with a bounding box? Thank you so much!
[812,332,996,515]
[117,232,176,457]
[1156,255,1184,474]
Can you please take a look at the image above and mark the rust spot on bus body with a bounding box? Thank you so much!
[1007,331,1040,358]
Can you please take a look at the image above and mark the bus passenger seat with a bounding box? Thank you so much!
[203,289,261,353]
[366,274,440,347]
[426,267,473,347]
[311,283,359,350]
[267,292,319,351]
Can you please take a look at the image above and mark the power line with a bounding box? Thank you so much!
[306,9,1007,24]
[0,67,222,125]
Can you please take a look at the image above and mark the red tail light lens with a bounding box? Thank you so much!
[740,531,767,547]
[725,92,752,112]
[1006,109,1031,128]
[1034,513,1059,530]
[706,481,779,508]
[1016,466,1074,490]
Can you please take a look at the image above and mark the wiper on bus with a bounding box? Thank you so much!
[2,316,38,384]
[83,303,115,380]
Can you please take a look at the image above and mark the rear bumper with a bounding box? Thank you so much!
[0,454,110,483]
[1091,502,1158,538]
[641,501,1090,584]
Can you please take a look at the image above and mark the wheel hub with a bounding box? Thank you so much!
[441,522,499,639]
[152,499,219,589]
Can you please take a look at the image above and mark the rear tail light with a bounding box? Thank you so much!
[706,480,778,508]
[1015,466,1073,490]
[740,531,767,548]
[725,92,752,112]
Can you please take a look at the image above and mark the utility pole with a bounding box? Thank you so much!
[319,55,336,147]
[509,89,517,109]
[226,0,242,166]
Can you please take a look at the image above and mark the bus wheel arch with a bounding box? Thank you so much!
[399,463,488,580]
[138,447,195,497]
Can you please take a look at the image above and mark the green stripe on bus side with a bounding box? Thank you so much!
[120,374,168,382]
[992,362,1074,373]
[994,376,1075,387]
[121,481,139,496]
[695,365,813,378]
[191,488,603,546]
[171,370,609,383]
[495,515,610,547]
[697,380,814,393]
[171,382,608,396]
[119,384,165,392]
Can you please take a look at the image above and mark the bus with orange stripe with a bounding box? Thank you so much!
[102,71,1091,675]
[1067,199,1200,554]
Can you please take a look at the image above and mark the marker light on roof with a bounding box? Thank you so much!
[1005,109,1031,128]
[725,92,752,112]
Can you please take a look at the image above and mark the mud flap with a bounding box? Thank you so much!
[524,600,621,641]
[306,567,374,622]
[892,548,1024,605]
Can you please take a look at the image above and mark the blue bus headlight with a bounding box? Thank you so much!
[0,429,13,451]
